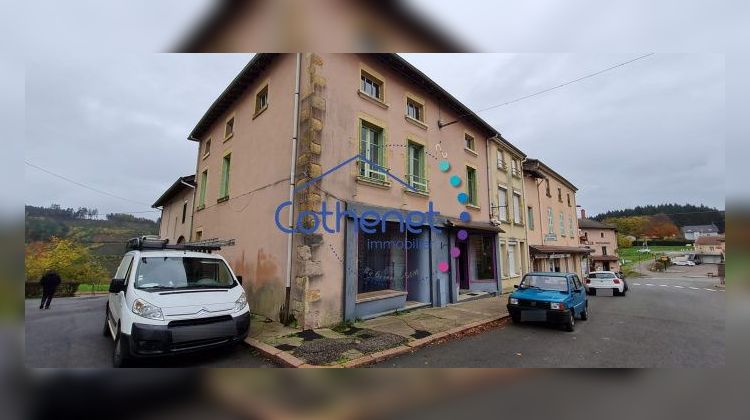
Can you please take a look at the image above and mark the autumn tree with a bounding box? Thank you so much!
[25,237,108,284]
[642,214,680,239]
[604,216,651,238]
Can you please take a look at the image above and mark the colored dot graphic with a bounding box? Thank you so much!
[438,160,451,172]
[438,261,450,273]
[460,211,471,222]
[457,229,468,241]
[457,192,469,204]
[450,247,461,258]
[449,175,462,187]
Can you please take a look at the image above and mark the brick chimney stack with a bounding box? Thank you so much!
[580,208,586,219]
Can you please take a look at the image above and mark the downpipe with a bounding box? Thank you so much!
[283,53,302,325]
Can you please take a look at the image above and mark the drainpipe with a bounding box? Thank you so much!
[187,135,203,242]
[283,53,302,325]
[485,135,497,221]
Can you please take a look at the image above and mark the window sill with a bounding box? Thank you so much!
[356,289,407,304]
[466,204,481,211]
[223,133,233,142]
[202,153,210,160]
[356,176,391,189]
[217,196,229,204]
[357,90,389,109]
[513,222,525,227]
[404,115,428,130]
[404,188,430,198]
[252,105,268,120]
[196,204,205,212]
[464,147,479,157]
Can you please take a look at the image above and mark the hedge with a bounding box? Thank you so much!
[639,239,693,246]
[25,282,81,298]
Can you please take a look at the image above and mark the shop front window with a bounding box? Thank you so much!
[357,221,407,294]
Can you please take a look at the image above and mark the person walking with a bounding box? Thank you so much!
[39,269,62,310]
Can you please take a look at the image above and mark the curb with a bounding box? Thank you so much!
[245,314,509,368]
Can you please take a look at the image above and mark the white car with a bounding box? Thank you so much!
[637,248,652,253]
[585,271,627,296]
[673,260,696,266]
[103,237,250,367]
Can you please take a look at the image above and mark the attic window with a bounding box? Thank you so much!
[203,138,211,158]
[360,70,383,101]
[464,133,476,152]
[255,85,269,115]
[406,98,424,122]
[224,116,235,140]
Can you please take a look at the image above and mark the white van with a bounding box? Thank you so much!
[103,237,249,367]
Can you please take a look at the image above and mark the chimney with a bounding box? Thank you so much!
[580,208,586,219]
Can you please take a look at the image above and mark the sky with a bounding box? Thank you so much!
[18,0,739,220]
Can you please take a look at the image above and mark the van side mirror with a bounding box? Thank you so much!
[236,275,243,285]
[109,278,126,293]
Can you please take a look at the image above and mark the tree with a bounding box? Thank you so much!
[617,233,634,248]
[643,214,680,239]
[604,216,651,238]
[25,237,109,284]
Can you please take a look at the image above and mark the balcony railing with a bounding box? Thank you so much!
[497,160,508,171]
[407,174,429,193]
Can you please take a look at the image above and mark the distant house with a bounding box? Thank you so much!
[693,235,725,264]
[152,175,196,245]
[578,212,620,273]
[681,224,719,241]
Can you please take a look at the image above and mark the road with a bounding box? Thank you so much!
[372,272,725,368]
[25,296,278,368]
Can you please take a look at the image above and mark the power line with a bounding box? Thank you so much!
[441,53,655,127]
[25,161,153,208]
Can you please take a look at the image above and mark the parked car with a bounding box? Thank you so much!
[585,271,627,296]
[673,260,696,266]
[507,272,588,332]
[103,236,250,367]
[637,248,652,253]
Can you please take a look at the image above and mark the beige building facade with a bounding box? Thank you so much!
[153,175,195,244]
[174,53,523,329]
[578,214,620,272]
[523,159,592,279]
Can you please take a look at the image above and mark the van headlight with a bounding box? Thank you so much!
[132,298,164,320]
[234,292,248,312]
[509,297,519,305]
[550,302,565,310]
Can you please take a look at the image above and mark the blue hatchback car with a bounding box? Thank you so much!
[507,272,589,332]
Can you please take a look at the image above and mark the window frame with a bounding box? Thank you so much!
[497,149,507,170]
[406,139,428,193]
[560,211,566,237]
[512,191,523,224]
[254,83,269,117]
[218,152,231,201]
[224,114,235,141]
[466,165,478,207]
[497,185,509,222]
[528,206,535,230]
[358,117,388,183]
[203,138,211,159]
[547,207,554,234]
[197,169,208,209]
[360,67,385,102]
[405,94,425,124]
[464,132,477,153]
[181,201,188,224]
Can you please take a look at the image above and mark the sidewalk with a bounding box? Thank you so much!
[246,294,509,367]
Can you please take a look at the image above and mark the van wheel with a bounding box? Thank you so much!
[564,310,575,332]
[102,306,111,337]
[112,328,130,368]
[581,302,589,320]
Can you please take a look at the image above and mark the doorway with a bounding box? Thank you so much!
[457,241,470,290]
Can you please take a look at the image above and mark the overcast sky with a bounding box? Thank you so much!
[24,52,724,218]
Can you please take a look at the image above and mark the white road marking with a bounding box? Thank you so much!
[689,287,700,290]
[704,288,715,292]
[659,285,669,287]
[633,283,641,286]
[673,285,684,288]
[646,284,655,286]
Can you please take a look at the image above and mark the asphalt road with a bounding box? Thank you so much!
[373,274,726,368]
[25,295,278,368]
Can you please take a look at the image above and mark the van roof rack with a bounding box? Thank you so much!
[125,236,235,253]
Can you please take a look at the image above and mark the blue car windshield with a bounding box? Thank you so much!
[520,275,569,292]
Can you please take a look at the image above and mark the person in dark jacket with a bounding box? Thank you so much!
[39,270,62,309]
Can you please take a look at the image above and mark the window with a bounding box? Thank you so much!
[508,243,517,276]
[359,120,386,181]
[567,193,571,207]
[466,166,478,206]
[511,159,520,177]
[203,139,211,157]
[357,222,407,294]
[195,230,203,242]
[547,208,554,233]
[255,85,269,114]
[360,70,383,100]
[198,170,208,208]
[464,133,476,152]
[406,98,424,122]
[407,141,427,192]
[497,186,508,221]
[560,212,566,236]
[602,246,608,256]
[601,232,605,238]
[181,201,187,224]
[569,216,574,237]
[219,154,231,199]
[528,207,535,230]
[497,149,506,170]
[512,192,522,224]
[135,257,235,290]
[471,236,495,280]
[224,116,235,140]
[558,187,563,202]
[572,275,582,290]
[545,179,551,197]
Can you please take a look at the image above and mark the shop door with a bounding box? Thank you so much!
[457,241,470,290]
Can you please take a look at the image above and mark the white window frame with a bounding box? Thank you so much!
[512,192,522,224]
[547,207,554,233]
[560,211,566,237]
[497,186,509,222]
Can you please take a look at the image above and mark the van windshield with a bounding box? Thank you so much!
[135,257,236,290]
[520,275,568,292]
